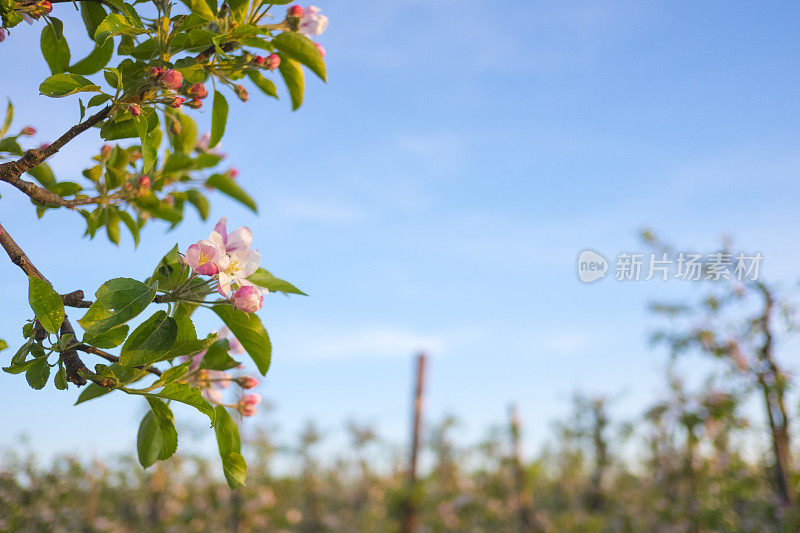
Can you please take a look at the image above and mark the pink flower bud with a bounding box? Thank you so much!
[266,54,281,70]
[232,285,263,313]
[38,143,50,150]
[228,167,239,179]
[241,393,261,406]
[186,98,203,109]
[234,85,248,102]
[314,42,326,58]
[288,5,303,17]
[138,176,150,189]
[240,404,258,417]
[101,144,112,156]
[149,66,164,78]
[170,97,185,108]
[253,55,265,66]
[20,126,36,136]
[161,69,183,90]
[239,376,258,389]
[187,83,208,100]
[128,105,142,117]
[0,29,7,43]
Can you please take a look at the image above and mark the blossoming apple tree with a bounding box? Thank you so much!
[0,0,327,488]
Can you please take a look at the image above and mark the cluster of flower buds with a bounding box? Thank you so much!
[234,84,248,103]
[237,393,262,417]
[253,53,282,71]
[20,0,52,20]
[184,218,268,312]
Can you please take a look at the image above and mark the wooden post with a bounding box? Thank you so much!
[509,404,536,532]
[401,353,427,533]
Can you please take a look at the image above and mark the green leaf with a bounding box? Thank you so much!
[146,397,179,461]
[40,74,101,98]
[94,13,149,45]
[247,268,306,295]
[168,315,216,357]
[119,310,178,367]
[105,207,120,245]
[154,361,190,386]
[27,163,57,190]
[165,110,198,154]
[247,71,278,99]
[68,40,114,75]
[200,339,240,371]
[272,32,326,82]
[82,324,129,349]
[137,411,161,468]
[137,398,178,468]
[186,189,210,220]
[209,91,228,149]
[214,405,246,488]
[41,18,71,74]
[80,2,108,40]
[54,367,68,390]
[0,100,13,138]
[75,382,113,404]
[136,115,159,173]
[118,210,141,247]
[79,278,157,333]
[26,357,50,390]
[179,0,216,21]
[28,276,65,334]
[278,55,305,110]
[211,305,271,375]
[151,382,216,422]
[206,173,257,212]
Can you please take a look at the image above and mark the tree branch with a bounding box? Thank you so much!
[0,220,89,385]
[0,106,112,208]
[75,344,162,377]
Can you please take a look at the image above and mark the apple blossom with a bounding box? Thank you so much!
[299,6,329,37]
[210,218,253,254]
[241,393,261,406]
[202,388,223,404]
[288,5,303,17]
[239,404,258,417]
[20,126,36,136]
[217,247,262,297]
[185,240,224,276]
[253,55,265,66]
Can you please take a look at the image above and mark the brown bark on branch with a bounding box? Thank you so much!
[0,220,89,385]
[75,344,162,377]
[0,106,112,208]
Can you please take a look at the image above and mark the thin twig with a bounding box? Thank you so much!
[75,344,163,377]
[0,220,89,385]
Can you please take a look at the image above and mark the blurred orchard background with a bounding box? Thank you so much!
[3,1,800,531]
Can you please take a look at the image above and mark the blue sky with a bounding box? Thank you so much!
[2,1,800,462]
